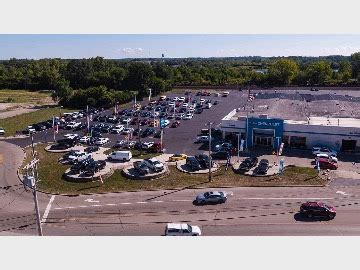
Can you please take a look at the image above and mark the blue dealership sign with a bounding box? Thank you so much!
[246,117,284,149]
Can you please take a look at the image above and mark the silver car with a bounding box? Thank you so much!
[195,191,227,204]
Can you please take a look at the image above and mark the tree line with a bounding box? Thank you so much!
[0,53,359,108]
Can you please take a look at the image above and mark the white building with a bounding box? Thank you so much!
[220,109,360,152]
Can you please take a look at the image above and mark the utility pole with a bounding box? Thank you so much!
[24,155,43,236]
[137,117,142,155]
[208,122,213,182]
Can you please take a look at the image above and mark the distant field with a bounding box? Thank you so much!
[0,107,75,137]
[0,89,53,104]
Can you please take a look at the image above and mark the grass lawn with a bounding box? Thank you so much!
[0,107,75,136]
[21,143,326,195]
[0,89,52,104]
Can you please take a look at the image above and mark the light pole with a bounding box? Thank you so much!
[237,133,240,159]
[208,122,213,182]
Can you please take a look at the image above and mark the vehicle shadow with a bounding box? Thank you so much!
[294,213,329,222]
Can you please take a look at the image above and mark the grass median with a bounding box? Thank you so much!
[21,143,326,195]
[0,89,52,104]
[0,106,75,136]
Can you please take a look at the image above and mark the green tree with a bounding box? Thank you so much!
[350,52,360,79]
[304,60,332,85]
[268,59,299,85]
[338,60,352,83]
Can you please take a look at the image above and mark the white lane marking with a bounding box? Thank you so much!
[84,198,100,203]
[153,200,164,203]
[136,202,147,204]
[336,191,350,196]
[242,197,334,200]
[92,205,102,207]
[120,202,132,205]
[53,207,62,210]
[172,199,192,202]
[41,195,55,224]
[106,203,117,206]
[79,205,88,208]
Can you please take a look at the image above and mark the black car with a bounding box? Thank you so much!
[133,161,151,175]
[256,159,269,175]
[57,138,77,147]
[195,108,203,114]
[69,158,94,174]
[211,151,229,160]
[141,128,155,138]
[33,123,47,131]
[86,160,106,172]
[84,146,100,153]
[50,143,71,150]
[213,101,219,105]
[132,128,142,136]
[195,154,212,169]
[154,130,161,138]
[238,157,258,172]
[101,125,113,133]
[186,156,202,171]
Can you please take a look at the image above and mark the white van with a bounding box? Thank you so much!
[108,151,132,162]
[222,91,229,97]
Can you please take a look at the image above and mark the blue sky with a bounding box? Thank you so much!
[0,34,359,59]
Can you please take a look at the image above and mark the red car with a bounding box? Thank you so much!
[175,101,181,107]
[171,121,180,128]
[318,158,338,170]
[300,201,336,220]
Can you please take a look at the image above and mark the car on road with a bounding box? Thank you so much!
[195,191,227,205]
[169,153,187,162]
[23,125,36,134]
[317,158,338,170]
[300,201,336,219]
[165,223,201,236]
[133,161,151,175]
[255,159,269,174]
[143,158,164,172]
[238,157,258,172]
[0,127,5,135]
[94,137,110,145]
[195,135,212,143]
[186,156,202,171]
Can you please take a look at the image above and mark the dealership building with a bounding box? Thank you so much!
[220,109,360,152]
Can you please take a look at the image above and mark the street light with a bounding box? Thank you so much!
[207,122,213,182]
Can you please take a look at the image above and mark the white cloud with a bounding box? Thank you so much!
[115,47,145,55]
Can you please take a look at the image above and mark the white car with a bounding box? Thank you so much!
[79,136,91,143]
[0,127,5,135]
[111,125,124,134]
[183,113,193,120]
[141,141,154,149]
[312,146,337,157]
[143,158,164,172]
[124,140,136,149]
[26,126,36,133]
[67,152,92,163]
[122,128,134,134]
[64,133,79,140]
[176,113,185,120]
[196,135,212,143]
[95,137,110,145]
[115,140,126,148]
[165,223,201,236]
[315,153,338,163]
[182,103,189,108]
[66,121,81,129]
[179,97,186,102]
[200,98,205,103]
[122,118,132,124]
[172,97,179,101]
[169,102,175,107]
[163,119,170,126]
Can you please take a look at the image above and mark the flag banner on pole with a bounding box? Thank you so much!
[278,143,284,156]
[240,139,245,152]
[90,114,93,121]
[55,125,59,134]
[99,174,103,184]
